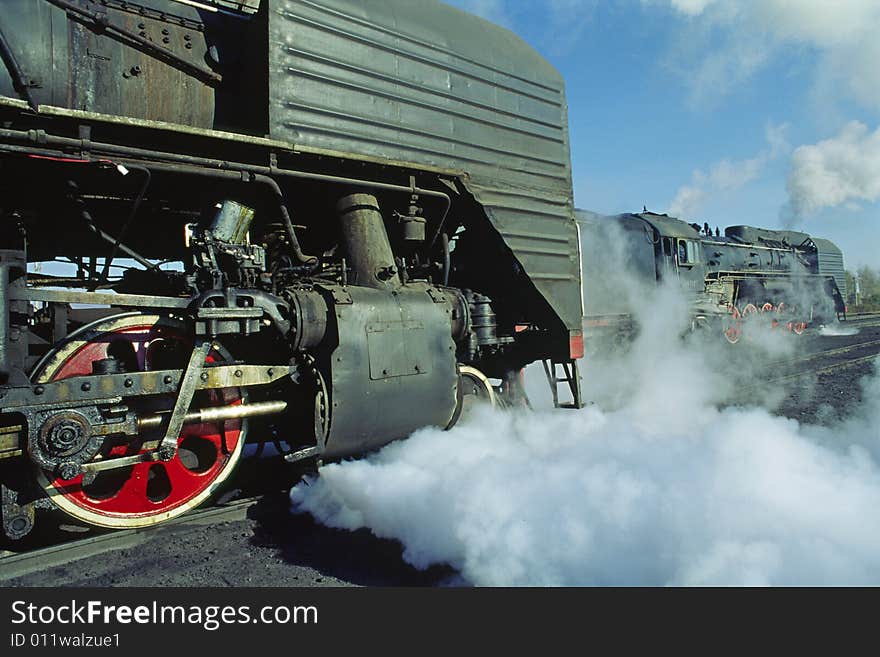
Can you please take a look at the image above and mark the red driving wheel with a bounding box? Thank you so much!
[31,314,245,528]
[723,306,743,344]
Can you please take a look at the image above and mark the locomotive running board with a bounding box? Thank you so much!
[541,359,585,409]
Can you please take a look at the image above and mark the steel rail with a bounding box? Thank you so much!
[0,495,263,581]
[768,353,879,385]
[766,338,880,369]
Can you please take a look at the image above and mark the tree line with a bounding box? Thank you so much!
[846,266,880,313]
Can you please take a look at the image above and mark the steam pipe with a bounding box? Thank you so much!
[138,162,317,266]
[100,164,151,281]
[441,231,450,287]
[336,193,400,290]
[66,179,157,271]
[0,261,8,377]
[0,128,452,247]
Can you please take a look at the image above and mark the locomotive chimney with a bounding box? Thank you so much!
[336,193,401,290]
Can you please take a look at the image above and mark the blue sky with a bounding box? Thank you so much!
[446,0,880,270]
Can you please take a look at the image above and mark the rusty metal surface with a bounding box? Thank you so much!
[0,0,218,126]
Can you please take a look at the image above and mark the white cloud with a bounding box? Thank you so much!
[654,0,880,110]
[668,0,719,17]
[786,121,880,219]
[669,122,789,219]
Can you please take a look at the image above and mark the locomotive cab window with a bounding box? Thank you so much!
[677,239,699,266]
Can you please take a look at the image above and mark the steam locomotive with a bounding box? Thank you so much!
[578,210,846,345]
[0,0,585,541]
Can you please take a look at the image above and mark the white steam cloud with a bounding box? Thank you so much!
[291,253,880,585]
[669,122,789,220]
[785,121,880,220]
[292,394,880,585]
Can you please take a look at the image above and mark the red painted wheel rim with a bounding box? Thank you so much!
[36,318,243,524]
[724,306,742,343]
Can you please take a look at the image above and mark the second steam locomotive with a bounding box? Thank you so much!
[578,210,846,345]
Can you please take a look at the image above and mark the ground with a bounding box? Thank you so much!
[4,321,878,587]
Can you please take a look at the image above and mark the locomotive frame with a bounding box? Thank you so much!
[0,0,585,542]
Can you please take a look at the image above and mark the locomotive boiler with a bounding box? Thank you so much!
[0,0,584,540]
[578,210,846,345]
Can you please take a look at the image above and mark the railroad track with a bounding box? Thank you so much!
[768,336,880,385]
[0,494,265,581]
[769,353,879,385]
[768,338,880,369]
[842,313,880,328]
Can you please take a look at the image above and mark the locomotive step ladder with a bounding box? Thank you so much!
[541,359,585,409]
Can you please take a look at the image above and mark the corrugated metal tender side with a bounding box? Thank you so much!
[267,0,582,333]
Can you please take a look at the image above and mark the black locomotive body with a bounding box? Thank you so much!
[0,0,584,540]
[578,210,846,344]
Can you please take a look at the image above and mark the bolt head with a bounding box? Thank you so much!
[157,446,175,461]
[58,462,80,481]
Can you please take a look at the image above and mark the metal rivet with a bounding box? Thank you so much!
[267,368,274,376]
[234,369,242,378]
[162,37,170,44]
[200,372,209,381]
[81,382,91,392]
[124,378,133,388]
[163,375,173,384]
[34,386,44,395]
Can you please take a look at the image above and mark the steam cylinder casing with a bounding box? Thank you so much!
[321,283,458,459]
